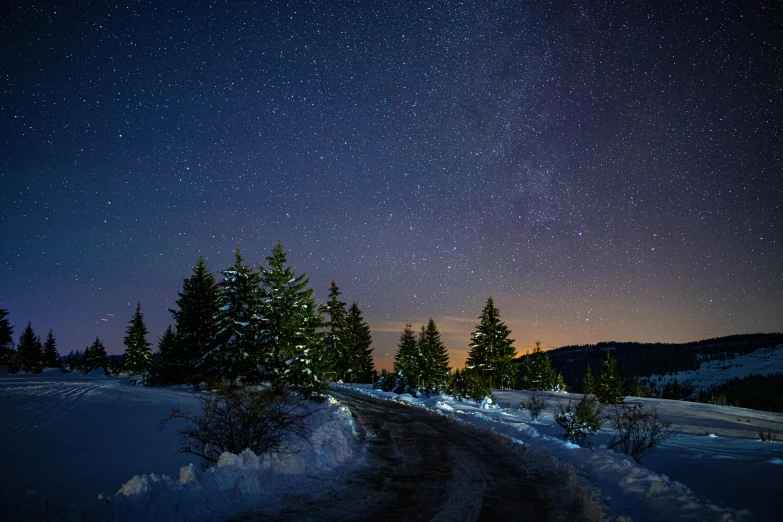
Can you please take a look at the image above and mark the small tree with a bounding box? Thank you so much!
[124,302,153,375]
[596,349,624,404]
[606,403,675,462]
[417,319,450,394]
[466,297,516,390]
[554,394,603,447]
[527,394,548,421]
[152,325,178,385]
[83,337,108,374]
[17,322,44,373]
[373,369,398,392]
[0,309,15,367]
[394,324,420,395]
[344,302,374,384]
[319,281,347,381]
[160,384,310,470]
[582,365,595,395]
[42,329,60,367]
[520,341,556,391]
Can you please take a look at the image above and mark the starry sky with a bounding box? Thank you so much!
[2,0,781,371]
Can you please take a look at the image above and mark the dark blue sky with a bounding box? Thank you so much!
[2,0,781,370]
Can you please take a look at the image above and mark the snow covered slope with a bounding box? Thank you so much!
[0,370,363,521]
[650,344,783,393]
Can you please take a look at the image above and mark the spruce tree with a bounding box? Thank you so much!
[83,337,108,374]
[417,319,450,394]
[344,302,374,383]
[42,329,60,367]
[393,324,419,394]
[153,325,177,385]
[169,258,221,384]
[596,349,624,404]
[123,302,153,375]
[17,322,44,373]
[583,365,596,395]
[466,297,516,389]
[204,247,262,382]
[0,308,14,367]
[319,281,347,382]
[520,341,556,391]
[258,243,326,396]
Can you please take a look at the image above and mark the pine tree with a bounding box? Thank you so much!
[520,341,556,391]
[393,324,419,394]
[43,329,60,367]
[169,258,221,384]
[17,322,44,373]
[204,247,262,382]
[344,302,374,383]
[466,297,517,389]
[417,319,450,394]
[258,243,326,396]
[319,281,347,382]
[123,302,153,375]
[153,325,178,385]
[596,349,624,404]
[583,365,596,395]
[83,337,108,374]
[0,308,14,367]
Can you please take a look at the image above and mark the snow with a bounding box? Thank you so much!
[0,369,363,521]
[650,344,783,395]
[339,384,783,522]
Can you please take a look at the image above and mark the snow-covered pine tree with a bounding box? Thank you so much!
[417,319,450,394]
[318,281,347,382]
[203,247,262,383]
[169,257,221,384]
[83,337,108,374]
[393,324,419,394]
[17,322,43,373]
[520,341,556,391]
[344,302,374,383]
[258,243,326,397]
[0,308,14,367]
[466,296,516,389]
[596,349,624,404]
[42,329,60,367]
[123,302,152,375]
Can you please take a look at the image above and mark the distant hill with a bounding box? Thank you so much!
[516,333,783,393]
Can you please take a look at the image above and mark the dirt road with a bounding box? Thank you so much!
[237,388,587,521]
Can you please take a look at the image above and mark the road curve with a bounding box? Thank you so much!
[237,388,587,521]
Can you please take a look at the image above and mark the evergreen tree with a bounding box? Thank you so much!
[169,258,221,384]
[0,308,14,367]
[520,341,556,391]
[596,349,624,404]
[344,302,374,383]
[83,337,108,374]
[42,329,60,367]
[17,322,44,373]
[258,243,326,396]
[153,325,177,385]
[123,302,153,375]
[583,365,596,395]
[417,319,450,394]
[393,324,419,394]
[466,297,517,389]
[555,372,568,392]
[319,281,347,382]
[204,247,262,382]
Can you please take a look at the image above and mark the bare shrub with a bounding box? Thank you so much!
[160,384,310,469]
[758,429,778,442]
[606,403,675,462]
[554,394,604,448]
[527,394,548,421]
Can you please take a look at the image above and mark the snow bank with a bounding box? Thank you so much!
[1,394,362,522]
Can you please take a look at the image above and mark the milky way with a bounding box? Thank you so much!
[2,0,781,369]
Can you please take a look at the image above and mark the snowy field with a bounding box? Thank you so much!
[2,368,782,521]
[342,385,783,522]
[0,369,363,521]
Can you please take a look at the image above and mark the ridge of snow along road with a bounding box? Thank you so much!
[335,384,783,522]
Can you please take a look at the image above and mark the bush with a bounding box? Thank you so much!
[606,403,675,462]
[373,369,398,392]
[527,394,548,421]
[554,394,603,447]
[758,429,778,442]
[465,369,494,405]
[160,384,310,469]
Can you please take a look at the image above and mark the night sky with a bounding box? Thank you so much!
[2,0,781,371]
